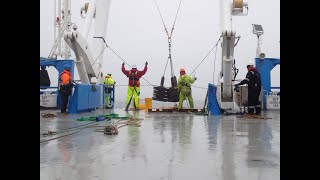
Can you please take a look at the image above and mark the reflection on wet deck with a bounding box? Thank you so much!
[40,109,280,180]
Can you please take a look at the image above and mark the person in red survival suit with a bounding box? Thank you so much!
[121,62,148,111]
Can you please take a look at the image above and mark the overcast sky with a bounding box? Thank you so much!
[40,0,280,102]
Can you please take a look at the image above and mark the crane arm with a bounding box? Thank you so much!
[218,0,248,110]
[220,0,236,101]
[64,30,95,84]
[64,0,112,84]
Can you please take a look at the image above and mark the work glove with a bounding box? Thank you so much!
[122,62,125,66]
[145,61,148,66]
[234,83,239,91]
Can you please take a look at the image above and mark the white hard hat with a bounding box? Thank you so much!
[246,62,254,67]
[131,64,137,69]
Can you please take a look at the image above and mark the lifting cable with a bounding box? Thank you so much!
[77,37,109,82]
[189,34,240,84]
[212,38,219,84]
[188,36,222,90]
[189,36,222,76]
[162,56,170,77]
[74,36,154,87]
[105,43,154,86]
[154,0,183,87]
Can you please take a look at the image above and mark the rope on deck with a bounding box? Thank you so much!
[41,113,56,118]
[40,115,144,142]
[95,115,143,135]
[236,114,271,119]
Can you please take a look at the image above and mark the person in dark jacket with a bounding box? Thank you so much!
[59,64,74,113]
[234,62,262,115]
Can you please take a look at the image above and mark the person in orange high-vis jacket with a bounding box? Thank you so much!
[121,62,148,111]
[59,64,74,113]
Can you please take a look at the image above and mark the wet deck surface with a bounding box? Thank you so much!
[40,109,280,180]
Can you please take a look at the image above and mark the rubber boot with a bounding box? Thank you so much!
[255,106,261,115]
[248,107,254,115]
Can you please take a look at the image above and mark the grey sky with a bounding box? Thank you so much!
[40,0,280,102]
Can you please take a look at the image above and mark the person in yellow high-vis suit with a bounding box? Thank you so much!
[177,68,197,109]
[104,73,115,108]
[122,62,148,111]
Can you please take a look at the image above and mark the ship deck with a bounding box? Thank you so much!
[40,108,280,180]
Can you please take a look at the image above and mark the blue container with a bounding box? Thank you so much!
[208,83,220,115]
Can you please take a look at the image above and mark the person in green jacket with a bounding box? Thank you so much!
[177,68,197,109]
[104,73,115,108]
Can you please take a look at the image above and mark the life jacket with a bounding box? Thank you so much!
[247,67,261,89]
[128,70,140,87]
[104,76,115,86]
[60,70,72,85]
[179,75,191,88]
